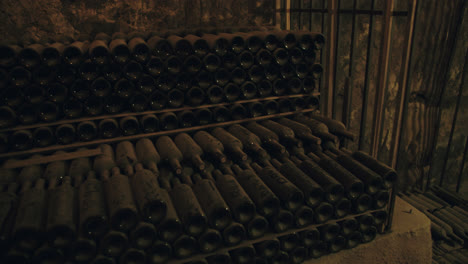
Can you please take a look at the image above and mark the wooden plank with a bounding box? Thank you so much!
[0,93,319,133]
[370,0,394,157]
[390,0,418,169]
[286,0,291,30]
[0,108,319,160]
[324,0,337,118]
[3,148,102,169]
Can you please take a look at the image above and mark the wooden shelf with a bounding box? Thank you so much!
[0,108,318,160]
[0,93,320,133]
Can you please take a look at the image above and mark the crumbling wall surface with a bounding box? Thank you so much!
[0,0,275,43]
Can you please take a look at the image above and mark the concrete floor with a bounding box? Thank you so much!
[305,197,432,264]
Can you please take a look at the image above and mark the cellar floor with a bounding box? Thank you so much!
[305,197,432,264]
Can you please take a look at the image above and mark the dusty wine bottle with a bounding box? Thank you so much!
[129,37,150,63]
[89,39,109,65]
[270,208,294,233]
[85,96,104,116]
[62,98,83,119]
[255,239,280,259]
[135,138,160,173]
[230,103,248,120]
[115,141,138,176]
[350,150,397,189]
[174,133,206,171]
[147,240,172,264]
[334,197,352,218]
[77,121,97,142]
[248,102,265,118]
[91,77,112,97]
[213,106,230,122]
[245,122,286,154]
[32,245,64,264]
[13,179,47,251]
[9,66,31,88]
[224,83,241,102]
[167,35,193,57]
[120,116,140,136]
[130,221,157,250]
[33,126,55,147]
[159,112,179,130]
[293,115,338,143]
[98,119,119,139]
[155,136,183,174]
[33,65,56,86]
[194,131,227,164]
[228,124,269,160]
[222,221,246,246]
[240,81,257,99]
[197,228,222,253]
[211,127,248,162]
[277,118,322,145]
[192,173,232,230]
[260,119,303,147]
[170,177,207,237]
[139,114,159,133]
[79,59,99,81]
[147,35,173,59]
[232,165,280,217]
[172,234,197,259]
[109,38,130,64]
[104,95,124,114]
[100,230,129,258]
[11,130,33,150]
[43,152,68,188]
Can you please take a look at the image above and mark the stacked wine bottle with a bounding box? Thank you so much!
[0,29,322,153]
[0,114,396,263]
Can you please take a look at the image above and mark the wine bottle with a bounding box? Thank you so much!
[176,111,194,128]
[100,230,129,257]
[147,36,173,59]
[248,102,265,117]
[9,66,31,88]
[192,173,232,230]
[63,41,89,66]
[239,51,254,69]
[167,35,193,57]
[174,133,206,171]
[350,150,397,189]
[184,55,202,73]
[231,165,280,217]
[32,245,65,264]
[211,127,248,162]
[128,37,150,63]
[206,253,232,264]
[217,33,245,54]
[102,63,122,83]
[195,108,213,125]
[90,254,115,264]
[70,78,90,101]
[0,182,19,251]
[135,138,160,174]
[85,96,104,116]
[0,44,21,68]
[68,149,92,186]
[97,119,118,139]
[230,104,248,120]
[319,222,340,242]
[271,209,294,233]
[93,144,116,176]
[33,126,55,147]
[104,167,139,232]
[169,176,207,237]
[255,239,280,259]
[149,90,167,110]
[172,234,197,259]
[260,119,302,147]
[289,47,303,64]
[139,114,159,134]
[194,131,227,164]
[33,65,56,86]
[241,81,257,99]
[79,171,109,239]
[329,235,346,253]
[241,32,263,53]
[0,133,9,153]
[224,83,241,102]
[231,67,247,85]
[373,190,390,209]
[312,152,364,200]
[155,136,183,174]
[277,118,322,145]
[308,113,355,140]
[128,92,147,112]
[114,78,135,99]
[46,82,68,104]
[213,106,230,122]
[109,38,130,64]
[89,39,109,65]
[249,65,265,83]
[294,205,315,228]
[184,34,209,57]
[46,176,77,248]
[276,31,297,49]
[245,122,286,154]
[11,130,33,150]
[222,51,237,70]
[43,152,68,188]
[0,106,16,129]
[334,197,352,218]
[273,48,289,65]
[25,84,46,104]
[91,77,112,97]
[167,88,184,108]
[222,222,246,246]
[77,121,97,142]
[147,240,172,264]
[165,55,181,74]
[227,124,269,160]
[256,49,273,66]
[130,221,157,249]
[230,246,256,264]
[120,116,140,136]
[290,155,344,204]
[13,179,47,251]
[293,115,338,143]
[280,63,295,79]
[17,156,43,184]
[79,59,99,81]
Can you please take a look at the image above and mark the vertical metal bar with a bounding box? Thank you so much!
[324,0,337,118]
[391,0,418,169]
[439,50,468,186]
[286,0,291,30]
[370,0,394,157]
[343,0,357,130]
[358,0,375,150]
[331,0,341,119]
[456,136,468,193]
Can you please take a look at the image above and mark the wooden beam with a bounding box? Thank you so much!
[286,0,291,30]
[370,0,394,157]
[3,148,102,169]
[390,0,418,168]
[324,0,338,118]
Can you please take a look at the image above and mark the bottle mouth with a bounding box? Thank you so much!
[111,209,138,232]
[133,226,157,249]
[231,37,245,53]
[161,114,178,131]
[73,239,97,262]
[78,123,97,141]
[179,111,195,128]
[340,219,358,235]
[167,57,181,74]
[291,246,307,263]
[374,191,390,209]
[264,101,278,115]
[330,236,346,253]
[91,46,109,64]
[187,215,207,237]
[48,225,76,248]
[280,234,298,251]
[14,228,43,251]
[261,197,279,217]
[215,69,230,86]
[323,224,340,241]
[347,231,362,248]
[149,91,167,110]
[0,45,16,65]
[349,182,364,199]
[145,201,167,224]
[359,215,375,231]
[194,40,209,57]
[383,171,397,189]
[373,210,388,225]
[288,78,303,94]
[231,105,247,120]
[274,49,288,65]
[147,57,164,76]
[273,211,293,233]
[34,127,55,147]
[362,226,377,243]
[195,109,212,125]
[248,216,269,238]
[213,107,230,122]
[242,82,257,99]
[301,229,320,247]
[225,84,240,102]
[83,215,108,238]
[295,206,314,227]
[311,241,328,258]
[258,240,279,258]
[64,46,82,65]
[286,191,304,211]
[335,198,351,218]
[113,45,130,64]
[223,224,245,246]
[199,230,222,252]
[315,202,333,223]
[12,131,32,150]
[102,233,128,257]
[92,78,111,97]
[283,33,297,49]
[208,86,224,103]
[368,177,383,194]
[133,44,150,61]
[149,241,172,263]
[356,194,372,213]
[290,48,303,64]
[159,219,182,242]
[174,236,196,258]
[212,209,232,230]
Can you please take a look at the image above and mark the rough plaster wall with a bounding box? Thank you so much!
[0,0,275,43]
